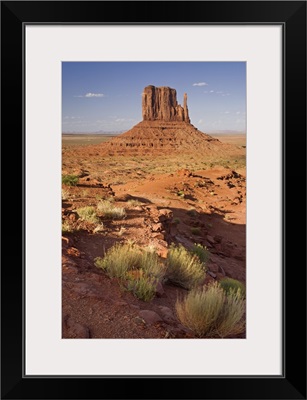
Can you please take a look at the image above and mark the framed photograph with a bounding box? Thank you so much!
[1,1,306,399]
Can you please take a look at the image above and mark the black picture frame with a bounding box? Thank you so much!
[1,1,306,399]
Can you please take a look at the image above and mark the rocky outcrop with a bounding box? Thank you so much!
[142,85,190,123]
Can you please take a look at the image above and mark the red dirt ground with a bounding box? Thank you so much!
[62,136,246,339]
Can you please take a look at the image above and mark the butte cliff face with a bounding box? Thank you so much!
[142,85,190,123]
[99,85,244,157]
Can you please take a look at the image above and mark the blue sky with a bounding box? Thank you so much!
[62,62,246,133]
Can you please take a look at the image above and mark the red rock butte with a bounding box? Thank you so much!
[142,85,190,123]
[99,85,244,157]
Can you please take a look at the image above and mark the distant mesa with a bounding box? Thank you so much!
[98,85,244,157]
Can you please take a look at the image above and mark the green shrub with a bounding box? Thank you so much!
[191,243,209,264]
[219,277,246,299]
[76,206,100,224]
[97,200,126,219]
[62,174,79,186]
[166,244,205,289]
[191,227,201,236]
[126,273,156,302]
[176,282,245,337]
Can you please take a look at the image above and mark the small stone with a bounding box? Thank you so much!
[158,306,176,323]
[208,263,219,273]
[152,232,165,240]
[158,209,173,221]
[139,310,162,325]
[151,223,163,232]
[155,281,165,298]
[214,235,223,243]
[157,248,168,258]
[207,235,215,245]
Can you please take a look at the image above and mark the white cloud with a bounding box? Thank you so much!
[85,93,104,98]
[210,90,214,93]
[74,93,105,98]
[236,111,241,114]
[225,111,230,114]
[193,82,208,87]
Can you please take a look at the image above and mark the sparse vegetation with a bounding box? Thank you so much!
[176,282,245,337]
[62,188,70,200]
[95,243,139,278]
[76,206,100,224]
[173,217,181,225]
[127,199,142,207]
[97,200,126,219]
[95,243,165,300]
[191,243,210,264]
[191,227,201,236]
[62,220,73,233]
[62,174,79,186]
[187,209,197,217]
[126,272,156,302]
[219,277,246,299]
[166,244,205,289]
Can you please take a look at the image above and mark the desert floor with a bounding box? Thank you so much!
[62,134,246,339]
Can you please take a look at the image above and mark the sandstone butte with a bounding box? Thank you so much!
[99,85,244,156]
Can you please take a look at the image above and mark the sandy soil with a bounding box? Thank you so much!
[62,135,246,339]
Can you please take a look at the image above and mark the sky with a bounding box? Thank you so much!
[62,62,246,134]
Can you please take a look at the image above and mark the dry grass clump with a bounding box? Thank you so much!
[191,243,209,263]
[76,206,100,224]
[176,282,245,338]
[166,244,206,289]
[95,243,140,278]
[62,174,79,186]
[95,243,165,301]
[62,220,74,233]
[97,200,126,219]
[61,188,70,201]
[219,277,246,299]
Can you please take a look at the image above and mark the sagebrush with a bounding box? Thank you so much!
[166,244,206,289]
[176,282,245,338]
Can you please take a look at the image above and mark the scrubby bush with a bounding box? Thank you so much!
[176,282,245,338]
[62,174,79,186]
[95,243,140,278]
[126,272,156,302]
[95,243,165,301]
[76,206,100,224]
[219,277,246,299]
[62,220,74,233]
[191,243,209,264]
[97,200,126,219]
[191,227,201,236]
[166,244,205,289]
